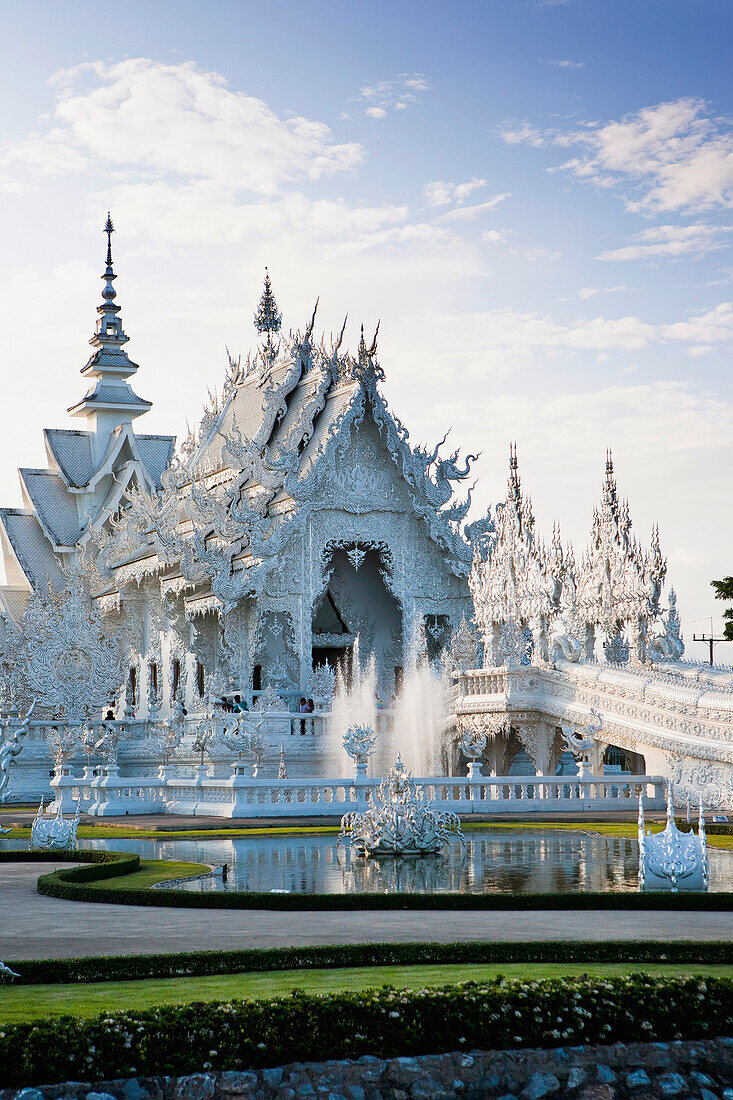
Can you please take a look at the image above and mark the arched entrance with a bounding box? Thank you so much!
[312,544,402,696]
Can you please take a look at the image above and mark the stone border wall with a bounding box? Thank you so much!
[3,1037,731,1100]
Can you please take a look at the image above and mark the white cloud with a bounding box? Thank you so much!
[434,194,510,222]
[599,223,733,261]
[501,122,545,147]
[423,177,488,207]
[2,59,365,196]
[481,229,506,244]
[545,59,584,69]
[355,73,432,118]
[97,181,412,249]
[576,286,627,299]
[503,97,733,213]
[662,301,733,344]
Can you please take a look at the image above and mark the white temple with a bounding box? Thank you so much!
[0,220,730,812]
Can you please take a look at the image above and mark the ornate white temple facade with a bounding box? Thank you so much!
[0,221,730,810]
[453,454,733,810]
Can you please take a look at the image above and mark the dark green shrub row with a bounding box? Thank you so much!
[1,975,731,1089]
[677,821,733,836]
[35,860,733,911]
[6,938,733,987]
[36,852,139,888]
[0,849,137,869]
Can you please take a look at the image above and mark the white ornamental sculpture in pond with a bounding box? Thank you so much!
[338,755,464,857]
[30,797,81,851]
[638,789,708,892]
[20,573,124,723]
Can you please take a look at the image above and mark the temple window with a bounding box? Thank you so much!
[171,658,181,701]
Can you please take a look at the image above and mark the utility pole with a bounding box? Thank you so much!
[692,633,732,667]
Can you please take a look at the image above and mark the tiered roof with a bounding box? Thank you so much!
[0,217,175,612]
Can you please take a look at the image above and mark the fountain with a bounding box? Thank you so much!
[338,754,463,857]
[328,638,378,769]
[389,644,449,777]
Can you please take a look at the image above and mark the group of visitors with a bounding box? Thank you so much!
[299,696,315,735]
[218,694,249,714]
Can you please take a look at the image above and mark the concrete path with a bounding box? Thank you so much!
[1,862,731,961]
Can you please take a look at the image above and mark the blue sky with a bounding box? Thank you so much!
[0,0,732,659]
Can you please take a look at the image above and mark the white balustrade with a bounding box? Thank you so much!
[74,769,665,818]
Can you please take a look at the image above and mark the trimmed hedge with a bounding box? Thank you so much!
[0,975,731,1088]
[4,938,733,987]
[35,860,733,910]
[0,849,138,871]
[678,821,733,836]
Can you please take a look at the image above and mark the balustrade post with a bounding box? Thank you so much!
[466,759,481,803]
[353,760,370,810]
[49,765,78,812]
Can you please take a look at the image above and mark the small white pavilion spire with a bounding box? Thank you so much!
[254,267,282,359]
[68,214,152,456]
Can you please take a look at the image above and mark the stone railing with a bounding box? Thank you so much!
[51,765,665,818]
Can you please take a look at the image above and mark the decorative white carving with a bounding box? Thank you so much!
[450,616,480,673]
[338,755,464,856]
[20,572,124,722]
[638,789,708,892]
[342,724,378,766]
[649,589,685,662]
[30,798,80,850]
[0,703,35,803]
[469,449,671,669]
[559,708,601,755]
[218,715,265,776]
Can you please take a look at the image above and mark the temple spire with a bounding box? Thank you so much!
[104,211,114,269]
[254,268,282,335]
[508,442,521,499]
[94,212,126,347]
[254,267,282,362]
[602,447,619,519]
[68,214,151,448]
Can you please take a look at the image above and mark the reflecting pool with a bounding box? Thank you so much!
[4,829,732,894]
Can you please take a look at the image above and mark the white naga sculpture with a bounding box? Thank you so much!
[458,727,487,761]
[30,797,81,851]
[0,702,35,805]
[638,789,708,892]
[338,754,463,857]
[559,709,602,770]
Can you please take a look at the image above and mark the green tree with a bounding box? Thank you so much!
[711,576,733,639]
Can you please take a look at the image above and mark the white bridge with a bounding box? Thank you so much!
[453,658,733,811]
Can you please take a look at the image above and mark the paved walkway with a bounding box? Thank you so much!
[1,862,731,961]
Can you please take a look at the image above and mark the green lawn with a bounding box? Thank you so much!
[1,962,730,1024]
[4,819,731,850]
[84,858,210,889]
